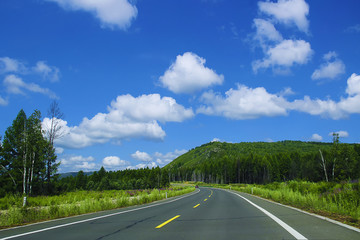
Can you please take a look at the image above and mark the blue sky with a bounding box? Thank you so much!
[1,0,360,173]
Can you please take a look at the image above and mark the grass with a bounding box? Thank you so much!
[197,180,360,228]
[0,187,195,228]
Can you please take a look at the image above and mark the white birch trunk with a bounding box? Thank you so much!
[319,149,328,182]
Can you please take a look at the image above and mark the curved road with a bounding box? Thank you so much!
[1,188,359,240]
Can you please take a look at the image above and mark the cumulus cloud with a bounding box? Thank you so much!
[159,52,224,94]
[58,155,97,171]
[75,162,97,170]
[47,0,138,30]
[47,94,193,149]
[312,51,345,80]
[310,133,323,141]
[3,74,58,99]
[131,151,152,162]
[252,39,313,73]
[102,156,129,170]
[253,18,283,47]
[197,84,288,119]
[197,73,360,120]
[329,131,349,138]
[346,73,360,96]
[109,94,194,123]
[292,73,360,119]
[258,0,310,33]
[251,0,312,74]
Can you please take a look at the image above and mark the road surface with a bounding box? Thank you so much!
[1,188,359,240]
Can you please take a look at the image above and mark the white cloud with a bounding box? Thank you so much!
[47,94,193,149]
[253,18,283,46]
[211,138,221,142]
[33,61,60,82]
[329,131,349,138]
[47,0,138,30]
[131,150,152,162]
[346,24,360,33]
[103,156,129,167]
[109,94,194,123]
[134,162,157,169]
[75,161,97,170]
[197,73,360,120]
[3,74,58,99]
[312,51,345,80]
[197,84,288,119]
[0,57,60,105]
[0,57,26,73]
[154,149,187,166]
[252,39,313,73]
[290,96,343,119]
[292,73,360,119]
[258,0,310,33]
[60,155,95,165]
[0,95,8,106]
[310,133,323,141]
[159,52,224,94]
[58,155,97,171]
[55,147,64,154]
[345,73,360,96]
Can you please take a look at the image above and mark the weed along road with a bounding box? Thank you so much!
[1,188,359,240]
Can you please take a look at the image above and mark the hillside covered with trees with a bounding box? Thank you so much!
[164,140,360,184]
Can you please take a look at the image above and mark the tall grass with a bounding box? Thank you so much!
[0,187,195,228]
[217,181,360,226]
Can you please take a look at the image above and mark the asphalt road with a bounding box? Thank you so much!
[1,188,359,240]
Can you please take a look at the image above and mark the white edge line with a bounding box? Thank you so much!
[0,189,200,240]
[240,191,360,233]
[225,189,307,240]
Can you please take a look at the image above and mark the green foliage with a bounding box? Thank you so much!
[0,109,57,197]
[0,187,195,227]
[56,166,170,193]
[165,141,360,184]
[216,180,360,225]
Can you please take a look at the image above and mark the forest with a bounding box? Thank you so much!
[165,139,360,184]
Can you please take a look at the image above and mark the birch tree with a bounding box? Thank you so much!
[44,101,64,193]
[0,110,56,201]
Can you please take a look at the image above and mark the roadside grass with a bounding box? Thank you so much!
[198,180,360,228]
[0,187,195,228]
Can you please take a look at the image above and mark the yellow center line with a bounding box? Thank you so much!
[155,215,180,229]
[204,198,207,201]
[209,190,213,198]
[193,204,200,208]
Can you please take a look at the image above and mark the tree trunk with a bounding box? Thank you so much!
[319,149,328,182]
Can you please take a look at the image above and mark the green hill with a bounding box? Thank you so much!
[164,141,360,184]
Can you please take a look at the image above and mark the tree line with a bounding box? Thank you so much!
[56,166,170,192]
[165,139,360,184]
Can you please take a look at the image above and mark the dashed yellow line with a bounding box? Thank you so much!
[193,204,200,208]
[209,190,213,198]
[204,198,207,202]
[155,215,181,229]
